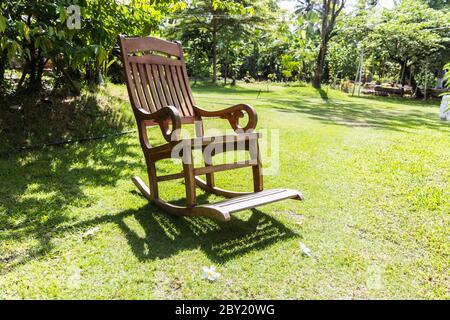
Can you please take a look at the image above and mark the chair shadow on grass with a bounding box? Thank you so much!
[68,190,299,264]
[118,206,298,263]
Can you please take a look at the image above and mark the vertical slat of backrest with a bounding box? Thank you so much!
[123,62,140,111]
[163,64,183,114]
[157,64,175,108]
[169,65,190,117]
[164,65,185,116]
[137,63,156,113]
[177,43,196,115]
[175,65,194,116]
[130,62,149,111]
[180,64,196,111]
[150,65,168,110]
[144,65,162,111]
[119,36,140,114]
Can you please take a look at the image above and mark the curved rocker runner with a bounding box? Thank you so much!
[119,35,304,222]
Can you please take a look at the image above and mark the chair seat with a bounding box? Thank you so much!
[200,188,304,217]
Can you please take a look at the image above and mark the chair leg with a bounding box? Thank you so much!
[146,158,159,200]
[195,118,215,188]
[251,140,263,192]
[183,150,196,207]
[203,147,215,188]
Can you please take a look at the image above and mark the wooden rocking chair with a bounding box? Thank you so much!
[119,35,304,222]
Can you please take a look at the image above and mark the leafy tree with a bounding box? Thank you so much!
[177,27,212,82]
[0,0,79,92]
[220,0,281,84]
[238,12,292,82]
[326,0,378,83]
[326,38,359,82]
[0,0,173,93]
[296,0,346,89]
[77,0,169,85]
[363,0,450,94]
[292,15,322,81]
[167,0,256,83]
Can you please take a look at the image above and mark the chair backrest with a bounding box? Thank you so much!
[119,35,196,125]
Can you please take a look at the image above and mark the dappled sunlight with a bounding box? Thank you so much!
[1,0,449,299]
[270,97,448,132]
[107,206,298,263]
[0,136,143,271]
[1,83,448,299]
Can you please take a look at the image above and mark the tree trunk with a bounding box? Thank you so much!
[313,42,327,89]
[311,0,345,89]
[94,58,104,85]
[17,62,28,89]
[33,57,45,91]
[0,50,6,90]
[211,22,217,83]
[399,59,408,97]
[407,67,417,94]
[29,55,37,84]
[313,1,330,90]
[223,41,229,85]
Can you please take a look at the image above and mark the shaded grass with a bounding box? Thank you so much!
[0,87,135,152]
[0,82,449,299]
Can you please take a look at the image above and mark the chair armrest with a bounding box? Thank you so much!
[193,104,258,132]
[136,106,182,142]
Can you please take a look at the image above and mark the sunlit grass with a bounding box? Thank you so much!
[0,82,448,299]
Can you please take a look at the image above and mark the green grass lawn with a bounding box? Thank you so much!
[1,82,449,299]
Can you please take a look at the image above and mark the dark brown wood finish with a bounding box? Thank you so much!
[119,35,303,221]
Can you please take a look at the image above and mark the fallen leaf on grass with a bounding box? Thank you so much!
[82,226,100,239]
[299,242,313,257]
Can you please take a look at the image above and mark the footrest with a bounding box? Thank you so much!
[200,189,304,219]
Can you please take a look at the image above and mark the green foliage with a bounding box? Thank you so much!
[327,0,450,89]
[295,0,346,88]
[167,0,283,82]
[416,65,437,87]
[0,0,77,90]
[166,0,258,82]
[364,0,449,62]
[281,54,300,80]
[444,62,450,88]
[0,0,173,93]
[77,0,166,83]
[327,39,359,82]
[424,0,450,9]
[1,0,449,95]
[363,0,450,85]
